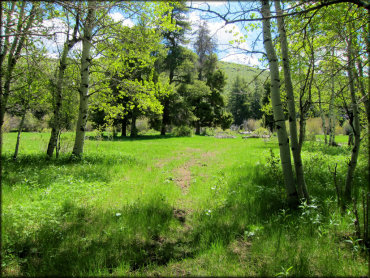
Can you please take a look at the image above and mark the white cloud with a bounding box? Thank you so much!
[38,18,83,59]
[109,12,134,27]
[221,51,260,66]
[188,11,260,67]
[187,1,227,9]
[110,12,125,22]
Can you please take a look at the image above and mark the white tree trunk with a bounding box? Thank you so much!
[47,9,80,158]
[72,2,96,157]
[261,0,298,205]
[344,31,361,203]
[328,48,336,146]
[274,0,309,201]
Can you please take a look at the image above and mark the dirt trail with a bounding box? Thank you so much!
[173,160,195,194]
[154,148,219,194]
[173,149,218,194]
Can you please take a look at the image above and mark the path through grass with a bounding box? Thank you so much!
[2,132,368,276]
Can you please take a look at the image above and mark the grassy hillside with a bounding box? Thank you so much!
[218,61,270,94]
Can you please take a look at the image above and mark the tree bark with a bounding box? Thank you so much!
[121,116,127,137]
[47,9,80,158]
[328,48,336,146]
[344,30,361,204]
[161,98,170,135]
[0,2,38,127]
[195,121,201,135]
[72,2,96,157]
[317,84,327,144]
[261,0,298,206]
[274,0,309,201]
[13,109,26,160]
[161,68,174,136]
[130,113,137,137]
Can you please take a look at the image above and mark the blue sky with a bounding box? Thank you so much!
[42,1,265,67]
[186,1,264,67]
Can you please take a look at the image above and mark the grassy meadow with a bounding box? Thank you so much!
[1,131,368,276]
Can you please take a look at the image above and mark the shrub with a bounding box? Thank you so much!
[244,119,260,131]
[2,113,13,132]
[201,127,215,136]
[172,125,193,137]
[305,131,316,142]
[306,117,323,135]
[254,127,270,137]
[219,112,233,130]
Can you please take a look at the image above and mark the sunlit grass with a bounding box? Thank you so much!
[2,131,368,276]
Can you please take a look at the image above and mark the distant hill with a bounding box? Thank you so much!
[218,61,269,95]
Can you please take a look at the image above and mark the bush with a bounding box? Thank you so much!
[172,125,193,137]
[201,127,215,136]
[254,127,270,137]
[306,117,323,135]
[305,131,316,142]
[219,112,233,130]
[243,119,260,132]
[2,113,13,132]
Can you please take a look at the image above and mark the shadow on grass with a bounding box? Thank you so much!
[302,141,352,156]
[86,134,177,141]
[4,156,365,276]
[3,164,287,276]
[188,163,287,250]
[3,152,143,188]
[4,196,197,276]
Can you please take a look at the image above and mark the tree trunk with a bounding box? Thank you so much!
[261,0,298,206]
[195,121,201,135]
[161,69,174,136]
[72,2,95,157]
[298,115,306,151]
[47,43,68,158]
[161,99,170,135]
[13,109,26,160]
[121,116,127,137]
[274,0,309,201]
[317,85,327,144]
[328,48,336,146]
[47,10,80,158]
[344,31,361,204]
[130,113,137,138]
[0,3,38,127]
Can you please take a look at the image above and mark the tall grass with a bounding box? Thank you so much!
[1,132,367,276]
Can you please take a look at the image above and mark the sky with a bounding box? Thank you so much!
[186,1,264,67]
[41,1,264,68]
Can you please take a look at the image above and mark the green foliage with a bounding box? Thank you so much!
[228,75,249,125]
[218,111,233,130]
[172,125,193,137]
[254,127,271,137]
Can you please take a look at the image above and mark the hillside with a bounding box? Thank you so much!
[218,61,269,94]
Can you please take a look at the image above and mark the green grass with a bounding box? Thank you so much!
[2,132,368,276]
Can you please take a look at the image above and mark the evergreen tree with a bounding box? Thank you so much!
[228,75,249,126]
